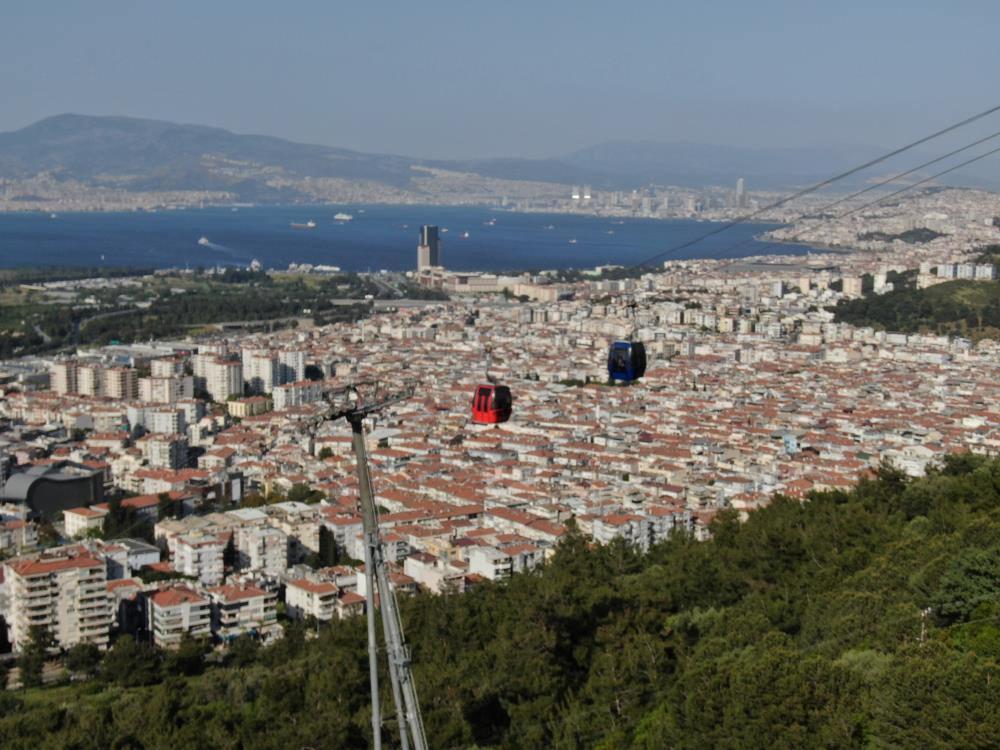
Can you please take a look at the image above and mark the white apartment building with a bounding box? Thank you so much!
[285,578,338,622]
[103,367,138,400]
[235,525,287,574]
[50,361,78,395]
[173,532,226,585]
[466,546,513,581]
[63,506,109,538]
[243,349,278,394]
[138,375,194,404]
[77,363,104,397]
[150,357,185,378]
[5,546,111,651]
[203,358,243,403]
[208,584,280,642]
[592,513,650,551]
[0,519,39,555]
[271,380,323,411]
[145,585,211,648]
[278,349,306,383]
[140,433,189,470]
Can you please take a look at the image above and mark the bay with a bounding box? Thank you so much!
[0,205,820,272]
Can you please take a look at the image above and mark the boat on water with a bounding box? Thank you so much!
[484,218,496,226]
[544,224,555,230]
[197,236,211,246]
[49,213,58,219]
[441,227,449,233]
[291,220,317,229]
[461,231,470,239]
[334,212,353,221]
[568,239,578,244]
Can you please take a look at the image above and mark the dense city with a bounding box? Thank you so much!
[0,185,997,687]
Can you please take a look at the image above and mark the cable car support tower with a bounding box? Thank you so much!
[319,383,427,750]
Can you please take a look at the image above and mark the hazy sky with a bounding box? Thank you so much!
[4,1,1000,158]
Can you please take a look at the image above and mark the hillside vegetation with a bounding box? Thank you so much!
[1,455,999,749]
[832,279,1000,339]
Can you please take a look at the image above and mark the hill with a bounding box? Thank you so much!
[831,279,1000,339]
[7,115,999,206]
[1,454,999,748]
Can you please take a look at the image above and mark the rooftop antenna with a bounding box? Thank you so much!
[317,382,427,750]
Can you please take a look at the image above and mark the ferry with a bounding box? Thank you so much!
[334,212,353,221]
[290,220,317,229]
[197,236,211,246]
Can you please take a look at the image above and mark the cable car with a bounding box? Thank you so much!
[471,383,512,424]
[607,298,646,383]
[607,340,646,382]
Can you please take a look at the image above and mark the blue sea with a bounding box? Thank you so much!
[0,205,820,272]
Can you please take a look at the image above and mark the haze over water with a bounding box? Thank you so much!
[0,205,822,272]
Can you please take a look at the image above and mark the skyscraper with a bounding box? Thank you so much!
[417,225,442,270]
[735,177,747,208]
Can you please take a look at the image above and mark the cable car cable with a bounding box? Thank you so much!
[682,127,1000,263]
[626,102,1000,270]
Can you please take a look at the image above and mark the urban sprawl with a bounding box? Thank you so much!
[0,186,998,665]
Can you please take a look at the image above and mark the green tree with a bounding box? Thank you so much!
[64,642,102,677]
[18,625,54,688]
[101,637,161,687]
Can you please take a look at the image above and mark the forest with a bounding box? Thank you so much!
[831,279,1000,339]
[1,454,998,749]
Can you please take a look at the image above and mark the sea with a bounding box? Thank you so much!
[0,205,822,272]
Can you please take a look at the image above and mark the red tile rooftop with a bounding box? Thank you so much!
[208,584,268,601]
[287,578,338,595]
[151,585,208,607]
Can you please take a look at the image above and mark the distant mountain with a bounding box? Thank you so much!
[0,115,995,203]
[562,140,891,189]
[562,140,1000,190]
[0,114,422,201]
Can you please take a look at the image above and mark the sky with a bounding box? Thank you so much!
[4,1,1000,159]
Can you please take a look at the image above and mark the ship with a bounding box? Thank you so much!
[197,236,211,246]
[334,212,353,221]
[290,220,317,229]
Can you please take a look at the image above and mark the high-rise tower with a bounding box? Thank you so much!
[417,225,441,270]
[735,177,747,209]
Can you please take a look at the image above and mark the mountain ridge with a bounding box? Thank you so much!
[1,113,995,202]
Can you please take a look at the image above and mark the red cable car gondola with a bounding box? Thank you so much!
[470,345,513,424]
[471,383,512,424]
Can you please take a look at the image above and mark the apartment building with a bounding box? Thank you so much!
[103,367,138,400]
[173,532,226,585]
[208,584,280,642]
[77,363,104,397]
[139,433,189,470]
[202,358,243,403]
[63,506,109,538]
[284,578,338,621]
[235,525,287,574]
[272,380,323,411]
[466,546,513,581]
[145,584,211,648]
[50,361,77,395]
[5,545,111,651]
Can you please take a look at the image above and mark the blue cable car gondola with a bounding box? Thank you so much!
[608,340,646,382]
[607,299,646,383]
